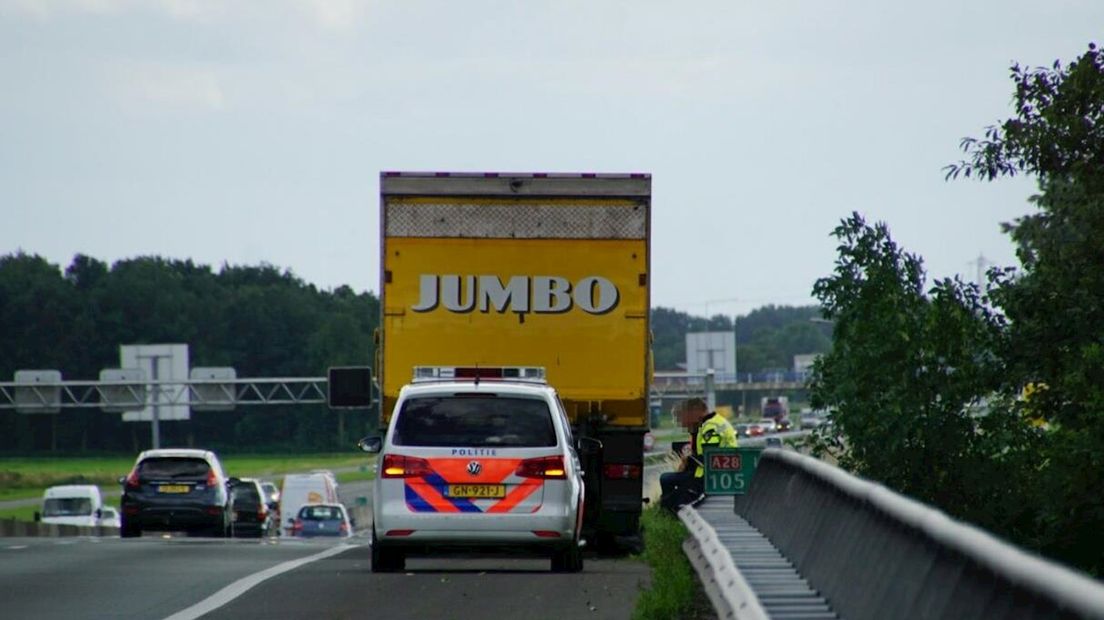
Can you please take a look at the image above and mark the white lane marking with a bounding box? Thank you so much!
[6,545,28,550]
[162,543,357,620]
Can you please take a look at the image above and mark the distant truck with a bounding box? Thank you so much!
[761,396,791,431]
[377,172,652,549]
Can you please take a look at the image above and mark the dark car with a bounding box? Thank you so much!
[290,503,353,538]
[120,449,231,538]
[230,478,275,538]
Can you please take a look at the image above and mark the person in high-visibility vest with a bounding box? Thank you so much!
[659,397,738,514]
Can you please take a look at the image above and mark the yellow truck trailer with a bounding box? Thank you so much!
[378,171,651,548]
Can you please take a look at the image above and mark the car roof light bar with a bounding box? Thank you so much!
[412,366,546,384]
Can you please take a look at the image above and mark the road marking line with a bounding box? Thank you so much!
[6,545,28,550]
[162,543,357,620]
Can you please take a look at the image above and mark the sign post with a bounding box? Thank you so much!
[703,447,762,495]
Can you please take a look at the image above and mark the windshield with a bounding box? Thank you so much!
[43,497,93,517]
[394,396,557,448]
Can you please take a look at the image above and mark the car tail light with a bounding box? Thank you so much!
[532,530,561,538]
[124,469,140,489]
[205,506,222,516]
[206,469,218,487]
[382,454,433,478]
[385,529,415,536]
[516,455,566,479]
[603,464,642,480]
[339,522,349,534]
[123,505,139,515]
[291,519,303,534]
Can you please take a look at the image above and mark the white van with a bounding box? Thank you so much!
[279,473,339,536]
[38,485,120,528]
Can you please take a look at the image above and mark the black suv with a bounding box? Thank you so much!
[229,478,275,538]
[120,449,231,538]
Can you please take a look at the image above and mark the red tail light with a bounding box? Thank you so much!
[339,522,349,534]
[291,519,303,534]
[385,529,415,536]
[532,530,562,538]
[516,455,567,479]
[205,506,222,516]
[206,469,218,487]
[382,454,433,478]
[603,464,642,480]
[124,470,140,489]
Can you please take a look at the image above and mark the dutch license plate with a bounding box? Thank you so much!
[158,485,190,494]
[446,484,506,499]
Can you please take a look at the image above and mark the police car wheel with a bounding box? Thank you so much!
[371,531,405,572]
[551,545,583,573]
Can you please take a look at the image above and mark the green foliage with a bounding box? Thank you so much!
[809,214,1038,534]
[0,254,378,454]
[954,43,1104,574]
[816,43,1104,575]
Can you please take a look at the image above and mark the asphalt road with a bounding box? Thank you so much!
[1,470,650,620]
[203,551,648,620]
[0,535,350,620]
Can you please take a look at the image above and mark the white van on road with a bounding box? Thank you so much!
[279,473,339,536]
[38,485,119,528]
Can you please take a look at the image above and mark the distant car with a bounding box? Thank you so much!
[765,437,784,449]
[775,418,792,432]
[260,480,281,523]
[757,418,778,433]
[289,503,353,538]
[747,424,765,437]
[119,448,232,538]
[735,424,750,438]
[279,473,340,536]
[229,478,276,538]
[98,506,121,528]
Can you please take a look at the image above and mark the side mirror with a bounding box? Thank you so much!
[577,437,603,453]
[33,511,41,522]
[94,508,103,520]
[357,435,383,453]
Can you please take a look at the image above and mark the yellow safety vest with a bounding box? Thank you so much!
[694,413,738,478]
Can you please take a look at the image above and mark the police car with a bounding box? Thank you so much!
[358,366,585,573]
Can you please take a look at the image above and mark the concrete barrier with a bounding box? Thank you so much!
[734,449,1104,620]
[0,518,119,537]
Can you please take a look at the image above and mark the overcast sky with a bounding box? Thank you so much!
[2,1,1100,317]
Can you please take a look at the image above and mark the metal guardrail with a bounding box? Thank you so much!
[729,449,1104,620]
[680,502,769,620]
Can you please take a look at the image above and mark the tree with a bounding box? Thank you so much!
[809,213,1037,536]
[949,42,1104,574]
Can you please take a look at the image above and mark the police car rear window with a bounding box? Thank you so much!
[393,396,557,447]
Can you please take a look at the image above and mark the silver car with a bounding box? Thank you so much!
[359,374,585,573]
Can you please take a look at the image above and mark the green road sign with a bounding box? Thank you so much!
[703,447,763,495]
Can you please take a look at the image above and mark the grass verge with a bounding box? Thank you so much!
[633,507,714,620]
